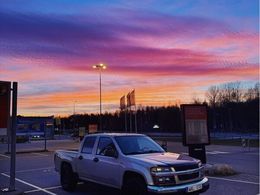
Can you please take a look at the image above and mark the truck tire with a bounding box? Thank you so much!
[60,163,77,191]
[122,176,147,195]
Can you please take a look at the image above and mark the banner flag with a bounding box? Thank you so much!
[120,95,126,110]
[130,90,135,106]
[127,92,131,107]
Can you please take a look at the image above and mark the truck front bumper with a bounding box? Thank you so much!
[147,177,209,194]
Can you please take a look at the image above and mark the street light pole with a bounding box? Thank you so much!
[92,64,106,132]
[99,69,102,131]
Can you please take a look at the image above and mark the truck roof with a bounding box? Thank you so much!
[87,132,145,137]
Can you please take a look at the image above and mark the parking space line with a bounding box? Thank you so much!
[11,167,55,174]
[31,153,49,157]
[0,154,10,158]
[211,151,230,154]
[23,182,84,194]
[208,176,259,185]
[1,173,57,195]
[24,185,61,194]
[3,167,54,174]
[182,151,230,155]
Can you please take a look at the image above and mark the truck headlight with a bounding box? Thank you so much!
[150,166,172,173]
[150,166,175,186]
[198,161,202,167]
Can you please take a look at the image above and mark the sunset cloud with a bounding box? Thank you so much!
[0,0,258,115]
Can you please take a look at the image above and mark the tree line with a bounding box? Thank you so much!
[205,82,259,132]
[58,81,259,134]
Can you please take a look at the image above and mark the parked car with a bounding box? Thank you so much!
[54,133,209,194]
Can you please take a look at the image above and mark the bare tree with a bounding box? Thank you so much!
[206,85,220,107]
[244,82,260,101]
[218,82,242,104]
[192,97,202,104]
[254,82,259,99]
[231,82,242,103]
[244,88,255,101]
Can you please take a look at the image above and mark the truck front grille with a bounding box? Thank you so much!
[178,172,199,181]
[171,163,201,183]
[172,163,199,171]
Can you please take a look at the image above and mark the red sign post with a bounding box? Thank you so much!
[0,81,17,192]
[0,81,11,136]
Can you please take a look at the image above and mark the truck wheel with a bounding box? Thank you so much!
[60,163,77,191]
[122,176,147,195]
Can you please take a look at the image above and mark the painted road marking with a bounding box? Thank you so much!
[24,182,84,194]
[24,185,61,194]
[32,152,49,157]
[0,154,10,158]
[5,167,55,174]
[207,151,230,155]
[208,176,259,185]
[182,151,230,155]
[1,173,57,195]
[211,151,230,154]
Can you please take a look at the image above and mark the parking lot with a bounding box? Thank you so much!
[0,139,259,195]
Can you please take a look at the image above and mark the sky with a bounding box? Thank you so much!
[0,0,259,116]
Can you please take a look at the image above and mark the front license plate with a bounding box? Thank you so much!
[187,184,202,193]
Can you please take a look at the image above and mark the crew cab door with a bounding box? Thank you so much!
[93,137,121,188]
[76,136,97,180]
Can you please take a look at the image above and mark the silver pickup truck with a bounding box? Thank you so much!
[54,133,209,195]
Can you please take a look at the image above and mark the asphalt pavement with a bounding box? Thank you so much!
[0,139,259,195]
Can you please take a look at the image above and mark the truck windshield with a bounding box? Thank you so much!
[115,136,164,155]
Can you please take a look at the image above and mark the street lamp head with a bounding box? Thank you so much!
[92,63,107,70]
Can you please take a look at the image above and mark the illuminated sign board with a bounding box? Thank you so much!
[181,104,210,146]
[88,124,98,134]
[79,127,85,137]
[0,81,11,136]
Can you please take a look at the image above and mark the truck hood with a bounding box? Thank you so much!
[128,152,198,166]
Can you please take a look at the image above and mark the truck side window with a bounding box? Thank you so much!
[96,137,117,157]
[81,136,96,154]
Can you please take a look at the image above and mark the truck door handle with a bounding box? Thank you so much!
[79,155,83,160]
[93,157,99,163]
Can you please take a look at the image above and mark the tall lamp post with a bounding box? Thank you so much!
[92,64,107,131]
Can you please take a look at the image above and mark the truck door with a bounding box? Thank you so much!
[93,137,122,188]
[76,136,97,180]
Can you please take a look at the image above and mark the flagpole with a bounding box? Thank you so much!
[120,95,128,133]
[129,106,132,132]
[135,104,137,133]
[124,108,127,132]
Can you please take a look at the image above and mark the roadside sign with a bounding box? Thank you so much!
[79,127,85,137]
[181,104,210,146]
[88,124,98,134]
[181,104,210,163]
[0,81,11,136]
